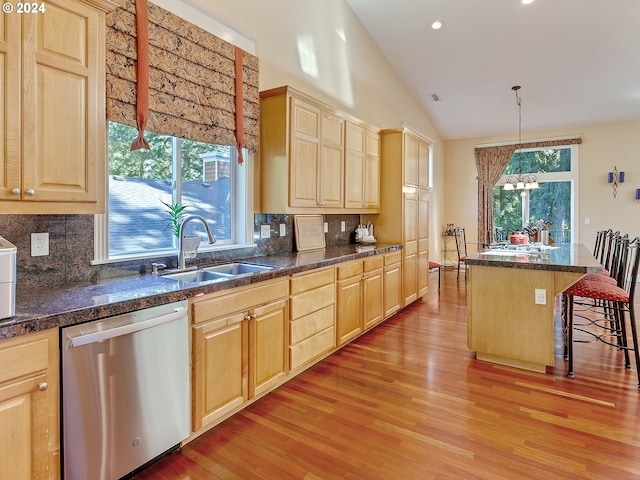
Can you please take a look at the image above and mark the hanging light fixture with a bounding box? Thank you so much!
[503,85,539,192]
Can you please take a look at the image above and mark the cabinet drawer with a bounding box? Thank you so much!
[290,267,334,294]
[290,304,334,345]
[290,283,335,319]
[289,326,334,370]
[336,261,363,280]
[0,334,49,384]
[193,278,289,324]
[363,255,383,271]
[384,251,402,265]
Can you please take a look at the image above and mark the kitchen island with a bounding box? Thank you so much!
[465,243,602,373]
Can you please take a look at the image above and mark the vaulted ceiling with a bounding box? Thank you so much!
[346,0,640,140]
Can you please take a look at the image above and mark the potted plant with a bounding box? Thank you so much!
[160,200,201,255]
[161,199,189,238]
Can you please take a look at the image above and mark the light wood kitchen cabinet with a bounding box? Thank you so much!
[259,86,381,214]
[345,120,380,211]
[0,0,115,214]
[403,130,430,189]
[336,255,385,345]
[260,87,345,212]
[191,278,289,430]
[288,97,344,208]
[0,329,59,480]
[289,267,336,371]
[336,260,364,345]
[383,250,402,318]
[362,255,384,330]
[362,128,432,307]
[417,192,430,298]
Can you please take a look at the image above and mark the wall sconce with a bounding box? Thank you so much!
[608,166,624,198]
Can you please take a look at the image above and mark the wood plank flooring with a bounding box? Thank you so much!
[133,269,640,479]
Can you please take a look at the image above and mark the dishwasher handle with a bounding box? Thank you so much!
[67,307,187,347]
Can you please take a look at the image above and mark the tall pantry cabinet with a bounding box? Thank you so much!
[362,128,431,306]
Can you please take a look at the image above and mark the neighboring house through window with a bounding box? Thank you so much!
[95,122,251,261]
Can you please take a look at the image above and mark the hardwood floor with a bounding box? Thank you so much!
[134,269,640,479]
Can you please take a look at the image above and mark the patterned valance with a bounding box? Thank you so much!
[510,137,582,151]
[105,0,259,151]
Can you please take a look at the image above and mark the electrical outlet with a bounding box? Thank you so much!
[534,288,547,305]
[31,232,49,257]
[341,221,346,232]
[260,225,271,239]
[279,223,286,236]
[323,222,328,233]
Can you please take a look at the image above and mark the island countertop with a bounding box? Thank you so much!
[465,243,603,273]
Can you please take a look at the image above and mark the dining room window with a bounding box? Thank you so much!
[493,146,578,243]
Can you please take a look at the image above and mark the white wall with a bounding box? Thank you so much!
[445,120,640,251]
[194,0,446,259]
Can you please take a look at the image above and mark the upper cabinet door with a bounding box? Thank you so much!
[418,138,430,190]
[289,97,321,207]
[319,112,344,208]
[0,14,21,201]
[403,133,418,187]
[22,0,103,204]
[364,129,380,209]
[344,121,365,209]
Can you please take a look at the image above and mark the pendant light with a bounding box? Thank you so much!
[503,86,539,192]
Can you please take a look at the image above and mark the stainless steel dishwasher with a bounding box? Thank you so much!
[62,300,190,480]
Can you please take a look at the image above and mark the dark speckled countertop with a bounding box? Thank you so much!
[465,243,602,273]
[2,244,401,340]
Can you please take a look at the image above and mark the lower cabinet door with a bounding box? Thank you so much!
[336,274,363,345]
[363,267,383,329]
[192,312,248,430]
[249,299,288,398]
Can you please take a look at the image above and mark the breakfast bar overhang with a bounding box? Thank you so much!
[465,243,603,373]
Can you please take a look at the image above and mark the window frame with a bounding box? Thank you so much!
[493,144,579,243]
[93,126,255,264]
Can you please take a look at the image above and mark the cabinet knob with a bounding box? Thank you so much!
[11,188,20,195]
[38,382,48,391]
[26,189,36,196]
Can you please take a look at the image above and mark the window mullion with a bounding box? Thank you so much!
[173,137,182,203]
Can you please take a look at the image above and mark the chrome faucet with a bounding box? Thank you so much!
[177,215,217,269]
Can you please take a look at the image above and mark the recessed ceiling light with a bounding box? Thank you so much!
[522,0,534,4]
[431,20,444,30]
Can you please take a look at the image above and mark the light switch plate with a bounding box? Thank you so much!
[260,225,271,239]
[341,221,346,232]
[31,232,49,256]
[279,224,286,236]
[534,289,547,305]
[323,222,328,233]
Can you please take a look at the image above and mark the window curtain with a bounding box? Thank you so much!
[475,137,582,246]
[105,0,259,155]
[475,145,516,247]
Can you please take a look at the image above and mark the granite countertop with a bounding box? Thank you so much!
[465,242,603,273]
[1,243,402,340]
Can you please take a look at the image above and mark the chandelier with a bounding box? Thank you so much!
[503,85,539,192]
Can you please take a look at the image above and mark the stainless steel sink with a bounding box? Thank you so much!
[162,269,229,283]
[161,262,273,283]
[202,262,274,275]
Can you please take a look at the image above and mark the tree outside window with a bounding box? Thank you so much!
[494,148,575,243]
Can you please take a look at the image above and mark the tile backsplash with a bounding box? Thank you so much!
[1,213,363,291]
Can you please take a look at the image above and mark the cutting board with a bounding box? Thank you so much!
[294,215,326,251]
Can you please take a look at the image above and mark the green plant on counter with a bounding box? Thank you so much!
[161,200,190,238]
